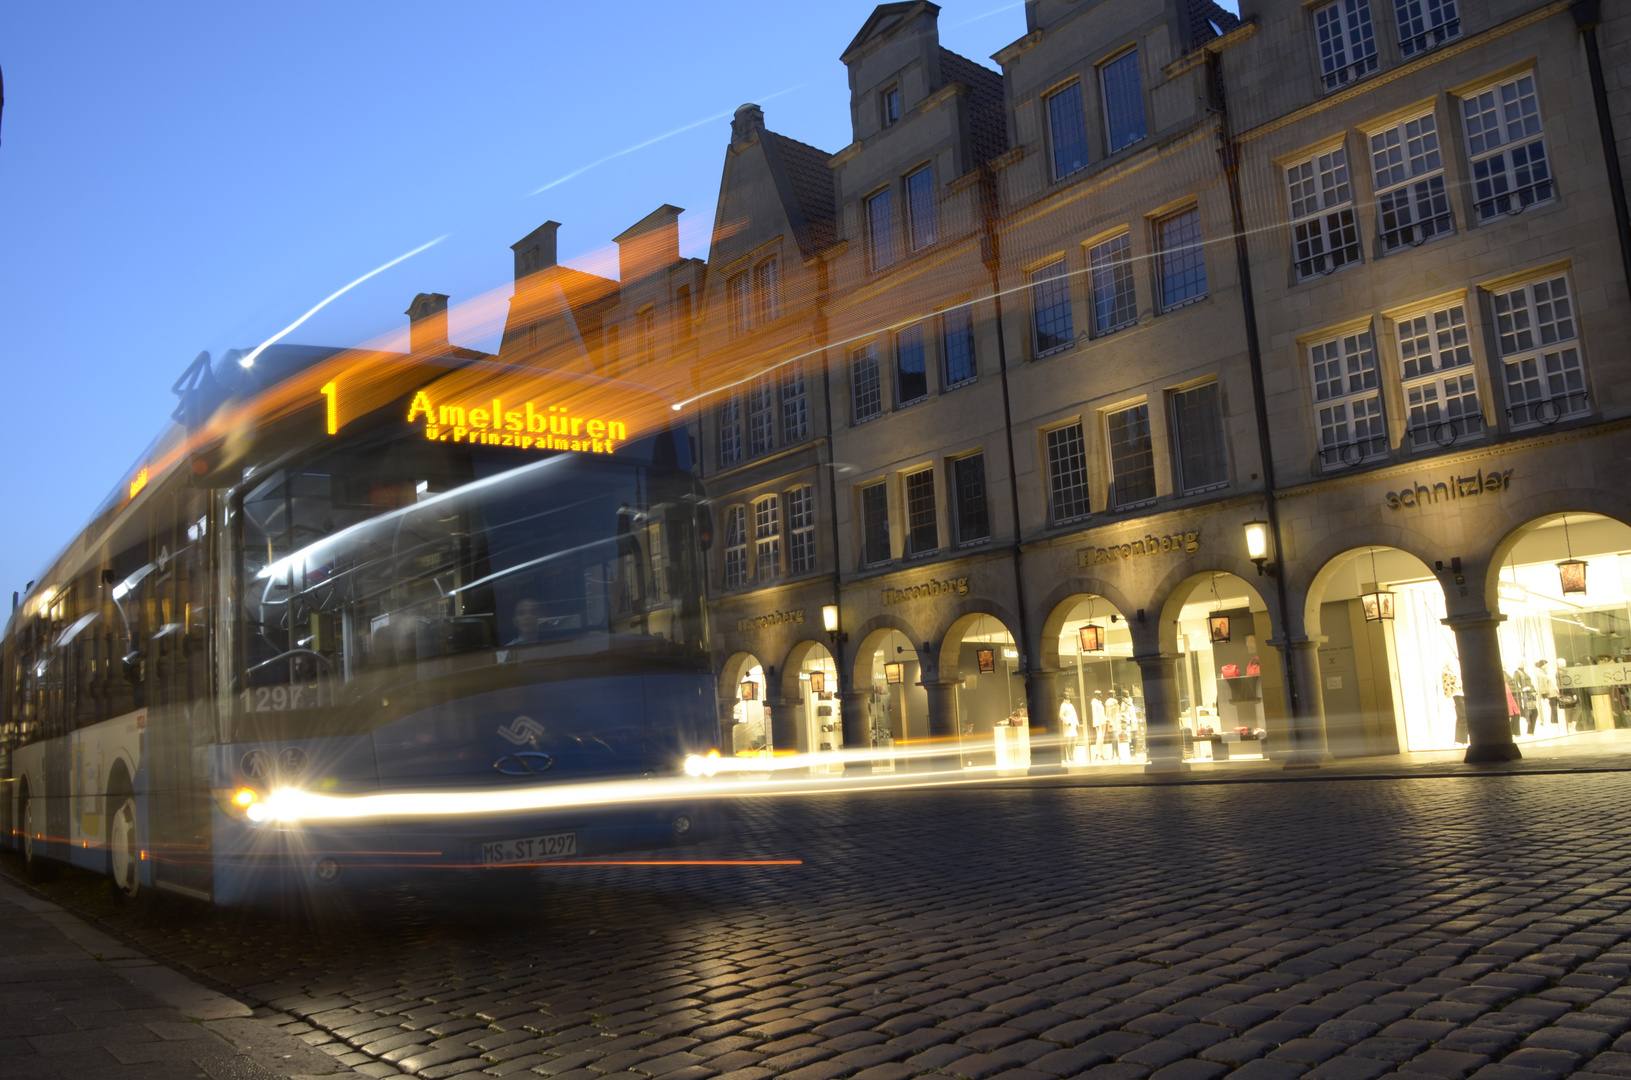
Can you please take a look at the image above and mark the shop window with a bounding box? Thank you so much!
[728,271,752,336]
[1089,232,1137,336]
[906,165,936,251]
[1106,404,1157,509]
[860,482,891,567]
[941,306,977,388]
[1170,382,1228,495]
[1396,302,1483,448]
[1492,274,1588,428]
[1315,0,1377,92]
[754,257,780,325]
[787,486,816,574]
[1461,74,1551,222]
[1047,81,1090,180]
[754,496,782,581]
[1287,146,1361,280]
[1396,0,1459,56]
[1046,422,1092,523]
[1031,259,1074,356]
[952,454,990,547]
[1156,208,1208,310]
[748,376,775,456]
[1371,112,1452,252]
[1309,327,1387,468]
[723,506,748,588]
[852,344,882,423]
[780,361,808,443]
[1100,50,1146,153]
[867,188,896,271]
[896,324,928,407]
[904,468,938,558]
[716,396,742,466]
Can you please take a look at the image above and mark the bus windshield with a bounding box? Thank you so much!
[234,430,707,730]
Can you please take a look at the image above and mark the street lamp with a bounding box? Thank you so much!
[1244,519,1276,576]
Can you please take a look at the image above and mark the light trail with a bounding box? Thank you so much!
[237,235,448,369]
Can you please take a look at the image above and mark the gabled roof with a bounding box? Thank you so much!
[766,132,838,256]
[939,48,1009,171]
[1186,0,1242,50]
[841,2,940,62]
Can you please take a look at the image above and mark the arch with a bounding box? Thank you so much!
[1484,504,1631,613]
[718,650,762,702]
[1296,528,1446,637]
[779,639,834,701]
[1038,589,1134,670]
[935,607,1021,681]
[1302,542,1445,640]
[850,612,924,689]
[1154,567,1274,656]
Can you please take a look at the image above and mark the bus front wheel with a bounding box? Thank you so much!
[107,791,141,900]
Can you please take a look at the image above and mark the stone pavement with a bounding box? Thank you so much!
[7,763,1631,1080]
[0,876,374,1078]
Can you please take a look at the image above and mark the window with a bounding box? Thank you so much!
[941,306,977,388]
[755,257,780,325]
[717,396,742,466]
[1089,233,1137,336]
[860,482,891,566]
[1462,74,1552,222]
[906,166,936,251]
[639,306,656,368]
[728,271,752,336]
[1395,0,1459,56]
[723,506,748,588]
[754,497,782,581]
[1309,328,1387,468]
[868,188,896,271]
[675,285,692,341]
[747,377,775,456]
[896,324,927,407]
[604,324,620,378]
[904,469,938,557]
[1315,0,1377,92]
[787,486,816,574]
[1046,423,1092,523]
[1492,274,1588,427]
[952,455,990,546]
[851,344,882,422]
[1397,303,1483,448]
[780,362,808,443]
[1371,112,1452,251]
[1047,82,1090,180]
[1156,208,1208,309]
[1106,404,1157,508]
[882,85,901,127]
[1170,383,1229,494]
[1031,259,1074,355]
[1100,50,1146,153]
[1287,146,1361,279]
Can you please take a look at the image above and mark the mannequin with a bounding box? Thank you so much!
[1105,692,1125,761]
[1511,665,1537,735]
[1090,691,1107,761]
[1443,662,1466,745]
[1059,691,1080,764]
[1534,659,1559,731]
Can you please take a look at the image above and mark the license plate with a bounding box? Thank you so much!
[480,830,578,865]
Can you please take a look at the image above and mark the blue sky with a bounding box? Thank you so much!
[0,0,1234,594]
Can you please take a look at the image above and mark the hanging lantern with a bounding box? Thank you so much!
[1208,614,1231,643]
[809,671,826,693]
[884,662,904,685]
[1558,558,1588,596]
[1359,587,1396,622]
[739,679,758,701]
[1079,624,1105,652]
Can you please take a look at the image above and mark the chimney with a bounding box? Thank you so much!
[512,221,560,280]
[613,205,684,283]
[731,103,764,144]
[405,292,450,354]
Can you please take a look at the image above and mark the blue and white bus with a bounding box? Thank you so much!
[3,344,719,905]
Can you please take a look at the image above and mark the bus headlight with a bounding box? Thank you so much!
[683,751,721,778]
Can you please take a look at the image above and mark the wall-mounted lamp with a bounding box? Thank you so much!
[1244,519,1276,576]
[822,604,846,645]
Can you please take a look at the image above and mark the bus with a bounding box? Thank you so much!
[2,342,719,905]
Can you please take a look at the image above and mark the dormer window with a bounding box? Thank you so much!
[882,85,901,127]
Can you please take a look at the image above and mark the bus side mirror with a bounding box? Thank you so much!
[122,651,145,685]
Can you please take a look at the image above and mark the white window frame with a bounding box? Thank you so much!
[1394,302,1484,450]
[723,506,748,588]
[1169,382,1229,495]
[754,257,780,325]
[717,396,742,466]
[1287,145,1361,280]
[747,376,775,456]
[1088,232,1137,336]
[1045,422,1092,524]
[1046,81,1090,181]
[1031,258,1074,356]
[779,361,808,443]
[754,496,782,582]
[1460,73,1553,223]
[1370,111,1453,252]
[906,165,936,251]
[1315,0,1378,92]
[727,271,752,336]
[882,85,901,127]
[1099,49,1147,154]
[1395,0,1460,57]
[902,467,939,559]
[867,187,896,271]
[1490,273,1589,429]
[1155,208,1208,310]
[851,343,882,423]
[1105,402,1157,510]
[859,481,891,567]
[787,486,816,574]
[1308,327,1388,469]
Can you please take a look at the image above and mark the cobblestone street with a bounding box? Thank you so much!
[8,771,1631,1080]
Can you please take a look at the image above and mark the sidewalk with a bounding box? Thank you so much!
[0,876,368,1080]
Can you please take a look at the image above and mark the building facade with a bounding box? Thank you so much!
[499,0,1631,772]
